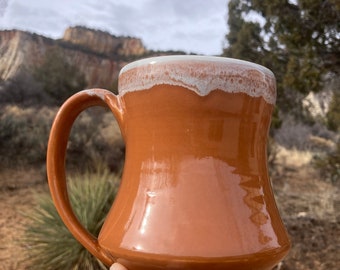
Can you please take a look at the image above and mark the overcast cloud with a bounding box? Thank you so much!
[0,0,228,55]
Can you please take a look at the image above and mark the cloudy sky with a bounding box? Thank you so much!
[0,0,229,55]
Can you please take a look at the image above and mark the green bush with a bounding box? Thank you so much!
[66,109,109,172]
[0,106,121,172]
[0,106,53,168]
[313,139,340,183]
[0,70,48,106]
[23,167,120,269]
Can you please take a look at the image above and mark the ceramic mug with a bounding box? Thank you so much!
[47,55,290,270]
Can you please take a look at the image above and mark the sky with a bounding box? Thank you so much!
[0,0,229,55]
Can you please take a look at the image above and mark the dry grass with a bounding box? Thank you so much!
[276,145,314,167]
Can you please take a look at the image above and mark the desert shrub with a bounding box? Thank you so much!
[274,114,337,152]
[0,106,54,168]
[274,115,312,150]
[0,106,123,172]
[23,167,120,270]
[313,139,340,183]
[267,137,280,175]
[67,109,107,171]
[66,108,125,173]
[0,70,49,106]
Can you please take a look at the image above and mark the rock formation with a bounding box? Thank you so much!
[0,26,148,88]
[62,26,146,57]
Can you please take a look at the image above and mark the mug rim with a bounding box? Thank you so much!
[119,55,274,77]
[118,55,276,104]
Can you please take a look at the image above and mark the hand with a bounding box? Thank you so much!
[110,263,128,270]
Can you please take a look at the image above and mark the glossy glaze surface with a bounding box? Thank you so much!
[47,56,290,269]
[98,87,289,269]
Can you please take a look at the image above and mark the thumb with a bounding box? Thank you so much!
[110,263,128,270]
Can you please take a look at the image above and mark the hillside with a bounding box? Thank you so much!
[0,26,149,89]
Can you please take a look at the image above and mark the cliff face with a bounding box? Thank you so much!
[0,30,52,80]
[0,27,147,88]
[63,26,146,57]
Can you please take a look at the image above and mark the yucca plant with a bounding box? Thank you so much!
[23,167,120,269]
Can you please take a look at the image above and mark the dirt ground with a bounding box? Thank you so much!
[0,151,339,270]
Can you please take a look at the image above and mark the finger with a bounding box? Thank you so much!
[110,263,128,270]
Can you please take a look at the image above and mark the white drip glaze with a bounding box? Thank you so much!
[118,56,276,104]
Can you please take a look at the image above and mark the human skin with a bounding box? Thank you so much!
[110,263,128,270]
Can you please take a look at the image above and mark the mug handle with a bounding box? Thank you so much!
[47,89,124,266]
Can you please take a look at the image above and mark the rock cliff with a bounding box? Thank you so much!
[63,26,146,57]
[0,30,52,80]
[0,27,148,88]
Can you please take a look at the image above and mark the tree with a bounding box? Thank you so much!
[224,0,264,63]
[34,47,87,106]
[223,0,340,115]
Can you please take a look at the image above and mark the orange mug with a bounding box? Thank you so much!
[47,55,290,269]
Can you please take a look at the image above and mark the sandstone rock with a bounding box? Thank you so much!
[0,30,51,80]
[62,26,146,57]
[0,27,148,88]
